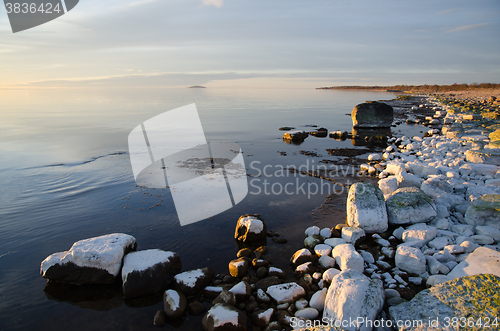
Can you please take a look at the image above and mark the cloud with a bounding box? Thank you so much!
[446,22,492,33]
[202,0,223,8]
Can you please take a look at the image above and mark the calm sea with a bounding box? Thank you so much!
[0,88,412,330]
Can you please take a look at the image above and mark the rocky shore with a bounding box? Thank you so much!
[39,90,500,331]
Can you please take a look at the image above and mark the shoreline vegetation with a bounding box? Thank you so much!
[317,83,500,93]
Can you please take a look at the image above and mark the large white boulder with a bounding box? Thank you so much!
[396,171,423,189]
[323,269,384,331]
[464,194,500,228]
[346,182,388,233]
[447,247,500,279]
[378,176,398,196]
[331,244,364,273]
[40,233,137,284]
[395,245,426,275]
[122,249,181,298]
[386,187,437,225]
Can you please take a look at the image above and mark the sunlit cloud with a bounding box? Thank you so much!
[202,0,223,8]
[446,22,492,33]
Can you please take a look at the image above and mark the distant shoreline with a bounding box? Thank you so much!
[317,83,500,93]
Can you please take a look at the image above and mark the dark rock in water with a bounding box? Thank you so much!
[254,246,267,259]
[213,289,237,306]
[278,126,295,131]
[153,310,167,327]
[255,276,283,291]
[245,300,259,313]
[252,258,269,269]
[290,248,316,267]
[268,267,286,279]
[229,257,250,278]
[351,101,394,128]
[122,249,181,298]
[174,267,215,296]
[309,127,328,137]
[272,237,287,244]
[40,233,137,285]
[283,130,308,142]
[235,214,267,246]
[276,310,292,326]
[202,303,248,331]
[236,248,253,258]
[163,289,187,320]
[329,130,349,140]
[350,128,390,147]
[188,301,206,315]
[257,266,267,278]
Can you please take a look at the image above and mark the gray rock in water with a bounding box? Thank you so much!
[389,274,500,330]
[202,303,248,331]
[122,249,181,298]
[153,310,167,327]
[40,233,137,285]
[323,269,384,331]
[346,182,388,233]
[386,187,437,225]
[351,101,394,128]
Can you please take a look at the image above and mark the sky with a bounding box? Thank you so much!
[0,0,499,89]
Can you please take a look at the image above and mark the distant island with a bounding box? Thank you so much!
[317,83,500,93]
[188,85,206,88]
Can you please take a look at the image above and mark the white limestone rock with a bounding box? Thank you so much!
[402,224,438,246]
[314,244,332,257]
[346,182,388,233]
[464,194,500,229]
[323,269,384,331]
[318,255,336,269]
[309,288,327,311]
[386,187,437,225]
[305,225,320,236]
[324,238,347,248]
[396,171,423,189]
[341,227,366,245]
[202,303,248,331]
[447,247,500,279]
[395,245,426,275]
[332,244,364,273]
[322,268,341,283]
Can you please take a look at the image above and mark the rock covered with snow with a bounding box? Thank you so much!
[234,214,267,245]
[40,233,137,284]
[346,182,388,233]
[163,289,187,320]
[202,303,248,331]
[121,249,181,298]
[229,257,250,278]
[266,282,306,304]
[323,269,384,331]
[386,187,436,225]
[174,267,215,296]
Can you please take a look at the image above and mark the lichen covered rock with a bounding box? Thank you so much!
[386,187,437,225]
[346,182,388,233]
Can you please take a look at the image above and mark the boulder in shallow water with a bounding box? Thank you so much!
[234,214,267,246]
[351,101,394,128]
[386,187,436,225]
[389,274,500,330]
[174,267,215,296]
[323,269,384,331]
[346,182,388,233]
[163,289,187,320]
[283,130,308,142]
[40,233,136,284]
[122,249,181,298]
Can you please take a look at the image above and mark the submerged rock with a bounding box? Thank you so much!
[351,101,394,128]
[40,233,136,284]
[122,249,181,298]
[346,182,388,233]
[323,269,384,331]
